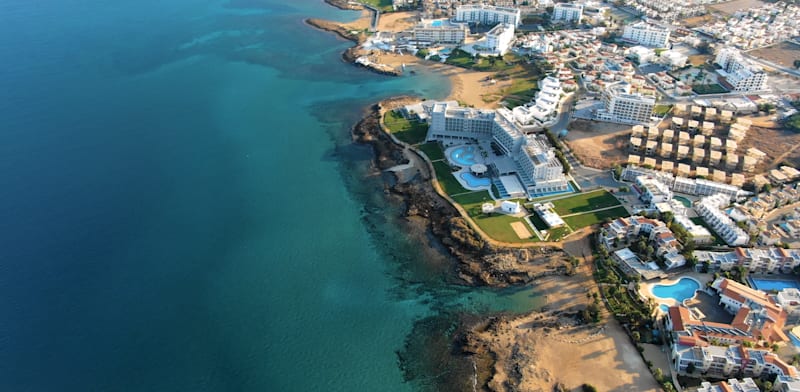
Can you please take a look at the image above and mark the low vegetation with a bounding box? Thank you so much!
[563,207,629,229]
[692,84,728,94]
[356,0,393,12]
[417,142,444,161]
[551,190,622,216]
[432,161,469,195]
[383,110,429,145]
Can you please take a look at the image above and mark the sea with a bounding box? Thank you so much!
[0,1,542,391]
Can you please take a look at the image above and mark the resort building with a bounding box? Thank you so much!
[551,3,583,23]
[622,22,670,48]
[455,4,522,27]
[424,102,569,198]
[596,82,656,124]
[482,23,515,56]
[696,378,760,392]
[673,215,713,244]
[694,247,800,274]
[636,176,672,206]
[696,194,750,246]
[412,19,469,45]
[600,215,685,269]
[776,288,800,324]
[714,47,768,92]
[511,76,563,125]
[671,340,797,380]
[666,280,790,373]
[532,202,565,228]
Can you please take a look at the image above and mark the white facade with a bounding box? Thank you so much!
[500,200,521,214]
[484,23,515,56]
[412,19,468,44]
[696,193,749,246]
[552,3,583,22]
[714,47,768,92]
[424,102,568,198]
[622,22,670,48]
[598,82,655,124]
[455,5,521,27]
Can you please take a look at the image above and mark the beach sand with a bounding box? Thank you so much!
[471,234,661,391]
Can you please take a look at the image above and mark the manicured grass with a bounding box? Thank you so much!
[546,226,572,242]
[653,104,673,116]
[563,206,628,229]
[357,0,393,11]
[692,84,728,94]
[551,190,621,216]
[444,49,478,68]
[432,161,469,195]
[383,111,429,145]
[505,77,538,99]
[470,213,538,243]
[417,142,445,161]
[453,191,493,205]
[690,217,726,246]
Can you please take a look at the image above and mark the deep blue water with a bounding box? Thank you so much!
[0,1,543,391]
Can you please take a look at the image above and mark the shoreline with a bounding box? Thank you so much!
[310,6,661,391]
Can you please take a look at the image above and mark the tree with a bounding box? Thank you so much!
[653,368,663,381]
[632,331,641,342]
[582,384,597,392]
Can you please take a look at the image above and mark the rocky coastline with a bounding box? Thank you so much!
[305,16,402,76]
[353,97,573,287]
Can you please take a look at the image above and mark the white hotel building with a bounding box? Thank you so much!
[455,5,522,27]
[424,102,569,197]
[411,19,468,45]
[597,82,655,124]
[715,47,768,92]
[552,3,584,23]
[622,22,670,48]
[696,193,749,246]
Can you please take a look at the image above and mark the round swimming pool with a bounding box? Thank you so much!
[652,278,700,303]
[449,146,478,167]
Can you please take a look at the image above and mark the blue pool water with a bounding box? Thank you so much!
[450,146,478,166]
[791,331,800,349]
[659,304,669,312]
[431,20,443,27]
[529,182,576,198]
[674,196,692,208]
[440,48,452,55]
[460,173,491,188]
[749,278,800,292]
[652,278,700,303]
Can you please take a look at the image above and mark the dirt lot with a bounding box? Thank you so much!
[738,124,800,172]
[708,0,765,14]
[682,15,714,28]
[749,41,800,68]
[565,119,631,169]
[377,11,418,32]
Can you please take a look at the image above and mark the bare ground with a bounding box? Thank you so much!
[738,125,800,172]
[708,0,765,14]
[565,119,631,169]
[748,41,800,68]
[467,234,661,392]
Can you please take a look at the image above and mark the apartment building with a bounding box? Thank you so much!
[622,21,671,48]
[552,3,583,22]
[714,47,768,92]
[455,4,521,27]
[696,193,750,246]
[696,378,760,392]
[694,247,800,274]
[427,102,496,141]
[600,215,685,268]
[671,340,797,380]
[483,23,515,55]
[597,82,655,124]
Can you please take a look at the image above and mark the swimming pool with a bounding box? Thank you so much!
[659,304,669,313]
[460,172,491,188]
[674,196,692,208]
[449,146,478,167]
[652,278,700,303]
[749,277,800,292]
[431,20,443,27]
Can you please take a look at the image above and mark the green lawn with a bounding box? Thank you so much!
[432,161,469,195]
[504,77,538,99]
[383,111,429,145]
[653,104,673,116]
[357,0,393,11]
[692,84,728,94]
[444,49,478,68]
[470,213,539,243]
[551,190,621,216]
[563,206,629,229]
[453,191,493,205]
[417,142,444,161]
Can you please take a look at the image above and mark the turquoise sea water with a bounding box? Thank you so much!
[0,1,543,391]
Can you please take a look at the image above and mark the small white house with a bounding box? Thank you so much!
[500,201,521,214]
[481,203,495,214]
